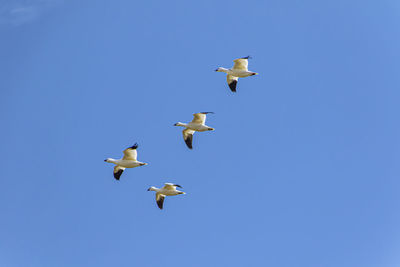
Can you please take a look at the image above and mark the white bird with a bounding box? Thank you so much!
[174,112,215,149]
[215,56,258,92]
[104,143,148,180]
[147,183,186,210]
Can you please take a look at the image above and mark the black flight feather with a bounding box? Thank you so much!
[228,80,237,92]
[113,169,123,180]
[157,195,165,210]
[184,134,193,149]
[128,143,138,150]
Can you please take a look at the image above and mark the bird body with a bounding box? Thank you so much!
[175,122,214,132]
[148,183,186,209]
[104,159,145,168]
[104,143,148,180]
[174,112,215,149]
[216,56,258,92]
[149,187,184,196]
[216,67,256,78]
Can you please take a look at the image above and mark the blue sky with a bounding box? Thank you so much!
[1,0,400,266]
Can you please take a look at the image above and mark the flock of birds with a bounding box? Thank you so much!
[104,56,258,209]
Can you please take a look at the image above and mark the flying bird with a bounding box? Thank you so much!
[215,56,258,92]
[174,112,215,149]
[104,143,148,180]
[147,183,186,210]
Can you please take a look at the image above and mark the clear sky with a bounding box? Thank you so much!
[1,0,400,266]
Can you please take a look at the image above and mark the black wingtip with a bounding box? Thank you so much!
[157,198,164,209]
[200,112,214,114]
[228,80,237,92]
[242,55,252,59]
[174,184,183,188]
[184,134,193,149]
[128,143,138,150]
[113,169,123,180]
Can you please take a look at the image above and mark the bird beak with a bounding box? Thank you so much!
[215,69,219,71]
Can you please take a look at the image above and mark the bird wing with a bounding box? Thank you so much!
[163,183,183,190]
[227,75,239,92]
[122,143,138,160]
[232,57,249,71]
[156,193,165,209]
[113,166,125,180]
[192,113,207,124]
[182,129,195,149]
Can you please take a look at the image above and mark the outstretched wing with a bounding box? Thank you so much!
[156,193,165,209]
[122,143,138,160]
[182,129,195,149]
[192,113,207,124]
[227,75,239,92]
[192,112,213,124]
[113,166,125,180]
[232,56,250,71]
[164,183,183,190]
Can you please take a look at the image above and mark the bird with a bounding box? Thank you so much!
[104,143,148,180]
[147,183,186,210]
[174,112,215,149]
[215,56,258,92]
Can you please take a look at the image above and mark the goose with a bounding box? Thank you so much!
[215,56,258,92]
[104,143,148,180]
[174,112,215,149]
[147,183,186,210]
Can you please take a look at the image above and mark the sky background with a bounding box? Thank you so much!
[1,0,400,266]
